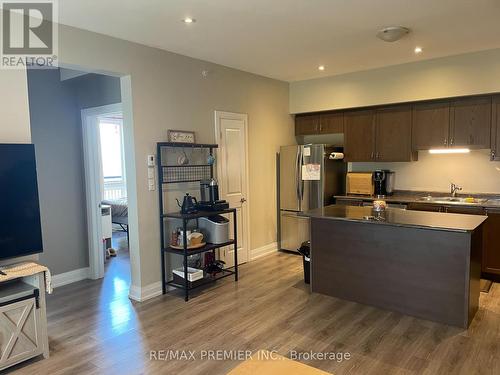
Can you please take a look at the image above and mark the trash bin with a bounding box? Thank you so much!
[298,241,310,284]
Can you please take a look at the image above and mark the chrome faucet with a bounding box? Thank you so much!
[450,183,462,197]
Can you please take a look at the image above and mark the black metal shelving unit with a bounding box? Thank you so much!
[157,142,238,301]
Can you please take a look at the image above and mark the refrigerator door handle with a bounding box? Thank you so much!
[300,150,305,201]
[295,146,301,205]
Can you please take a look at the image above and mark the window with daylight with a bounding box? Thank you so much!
[99,116,127,199]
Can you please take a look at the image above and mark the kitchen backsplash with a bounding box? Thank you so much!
[349,149,500,194]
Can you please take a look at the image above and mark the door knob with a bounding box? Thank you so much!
[240,198,247,203]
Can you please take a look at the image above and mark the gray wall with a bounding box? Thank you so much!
[57,24,295,289]
[6,23,295,292]
[70,73,121,109]
[27,69,121,275]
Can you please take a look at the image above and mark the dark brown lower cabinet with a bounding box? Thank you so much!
[335,198,364,206]
[407,203,500,276]
[483,209,500,275]
[406,203,443,212]
[444,206,485,215]
[443,206,500,275]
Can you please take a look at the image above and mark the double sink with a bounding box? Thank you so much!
[417,195,493,205]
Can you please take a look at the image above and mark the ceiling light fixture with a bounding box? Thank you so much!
[183,17,195,24]
[414,46,423,54]
[429,148,470,154]
[318,65,325,71]
[376,26,410,42]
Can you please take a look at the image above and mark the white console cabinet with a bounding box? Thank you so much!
[0,274,49,371]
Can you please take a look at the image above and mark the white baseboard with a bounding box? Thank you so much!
[128,281,162,302]
[51,267,163,302]
[52,267,90,288]
[127,242,278,303]
[250,242,278,261]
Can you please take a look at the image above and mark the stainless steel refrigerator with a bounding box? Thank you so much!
[278,144,346,252]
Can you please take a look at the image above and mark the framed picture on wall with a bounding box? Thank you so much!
[167,130,196,143]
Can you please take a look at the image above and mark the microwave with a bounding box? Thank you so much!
[346,172,374,195]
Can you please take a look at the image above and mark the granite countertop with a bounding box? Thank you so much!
[334,190,500,209]
[302,205,487,233]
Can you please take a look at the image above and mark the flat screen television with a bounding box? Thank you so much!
[0,143,43,260]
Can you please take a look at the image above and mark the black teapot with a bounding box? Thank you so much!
[176,193,197,214]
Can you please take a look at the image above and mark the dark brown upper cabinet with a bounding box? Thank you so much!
[375,106,415,162]
[344,110,376,162]
[297,93,497,159]
[412,101,451,150]
[344,107,415,162]
[319,112,344,134]
[295,114,319,135]
[450,96,491,149]
[295,112,343,135]
[491,96,500,160]
[413,97,492,150]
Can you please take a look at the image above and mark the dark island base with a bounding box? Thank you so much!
[311,218,482,328]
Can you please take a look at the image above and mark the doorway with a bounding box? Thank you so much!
[82,103,131,280]
[27,67,140,300]
[214,111,250,266]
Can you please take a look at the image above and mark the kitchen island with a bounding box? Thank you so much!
[302,205,487,328]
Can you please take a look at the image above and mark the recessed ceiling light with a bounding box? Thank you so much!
[429,148,470,154]
[183,17,195,24]
[414,46,423,54]
[318,65,325,71]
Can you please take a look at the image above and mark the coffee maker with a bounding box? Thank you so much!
[197,178,229,211]
[200,178,219,203]
[373,170,395,197]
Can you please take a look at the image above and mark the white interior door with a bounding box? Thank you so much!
[215,111,249,266]
[82,110,105,279]
[81,103,123,279]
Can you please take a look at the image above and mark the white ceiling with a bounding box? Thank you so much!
[59,0,500,82]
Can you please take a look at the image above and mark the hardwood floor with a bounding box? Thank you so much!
[6,250,500,375]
